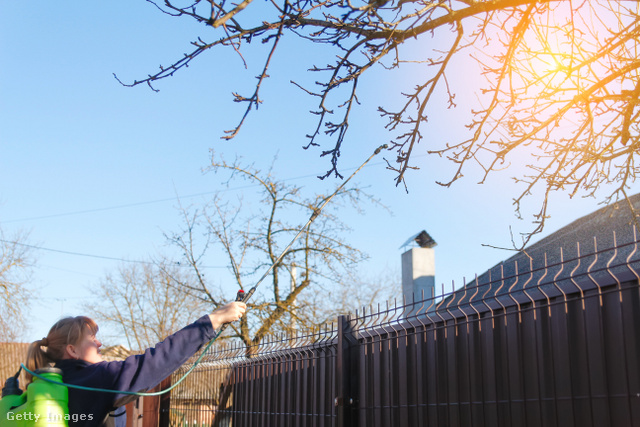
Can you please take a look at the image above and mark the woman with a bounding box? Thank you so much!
[25,301,246,427]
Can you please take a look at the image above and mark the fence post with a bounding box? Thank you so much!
[335,314,359,427]
[144,377,172,427]
[157,376,172,427]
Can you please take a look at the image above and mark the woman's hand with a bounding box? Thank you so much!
[208,301,247,329]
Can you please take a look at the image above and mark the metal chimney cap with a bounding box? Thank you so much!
[400,230,437,249]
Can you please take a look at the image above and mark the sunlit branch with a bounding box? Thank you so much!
[129,0,640,246]
[222,3,289,139]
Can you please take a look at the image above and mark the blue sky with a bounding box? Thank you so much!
[1,1,636,343]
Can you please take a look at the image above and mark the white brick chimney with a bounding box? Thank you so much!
[401,231,436,316]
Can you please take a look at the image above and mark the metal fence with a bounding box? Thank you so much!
[161,232,640,427]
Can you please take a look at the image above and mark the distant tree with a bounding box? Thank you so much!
[86,261,207,350]
[121,0,640,245]
[164,154,385,348]
[0,229,35,341]
[297,267,399,325]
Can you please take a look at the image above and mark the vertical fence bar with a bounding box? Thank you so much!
[335,314,359,427]
[317,343,326,427]
[624,282,640,424]
[157,376,172,427]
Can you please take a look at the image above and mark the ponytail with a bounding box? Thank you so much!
[24,316,98,383]
[25,339,53,383]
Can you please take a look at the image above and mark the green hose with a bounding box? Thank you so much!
[20,327,223,397]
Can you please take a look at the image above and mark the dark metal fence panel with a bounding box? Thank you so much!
[164,327,338,427]
[162,233,640,427]
[224,330,338,427]
[346,284,638,427]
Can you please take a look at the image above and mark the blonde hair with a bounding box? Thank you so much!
[25,316,98,383]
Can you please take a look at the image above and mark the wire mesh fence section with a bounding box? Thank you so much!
[162,230,640,427]
[164,325,338,427]
[355,284,640,427]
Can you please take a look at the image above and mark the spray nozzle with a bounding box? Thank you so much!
[235,290,245,302]
[2,367,23,397]
[374,144,388,155]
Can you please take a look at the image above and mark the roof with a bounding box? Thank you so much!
[100,345,132,361]
[444,194,640,314]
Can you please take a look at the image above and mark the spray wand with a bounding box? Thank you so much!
[20,143,388,396]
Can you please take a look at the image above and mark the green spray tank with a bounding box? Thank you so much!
[0,367,68,426]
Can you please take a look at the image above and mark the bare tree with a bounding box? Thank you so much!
[297,267,399,324]
[165,154,385,348]
[0,230,35,341]
[86,261,207,350]
[119,0,640,245]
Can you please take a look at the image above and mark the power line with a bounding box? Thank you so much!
[0,188,248,224]
[0,239,227,268]
[0,161,387,224]
[1,147,429,226]
[0,157,396,267]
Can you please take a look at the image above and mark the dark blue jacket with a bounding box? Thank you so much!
[55,315,215,427]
